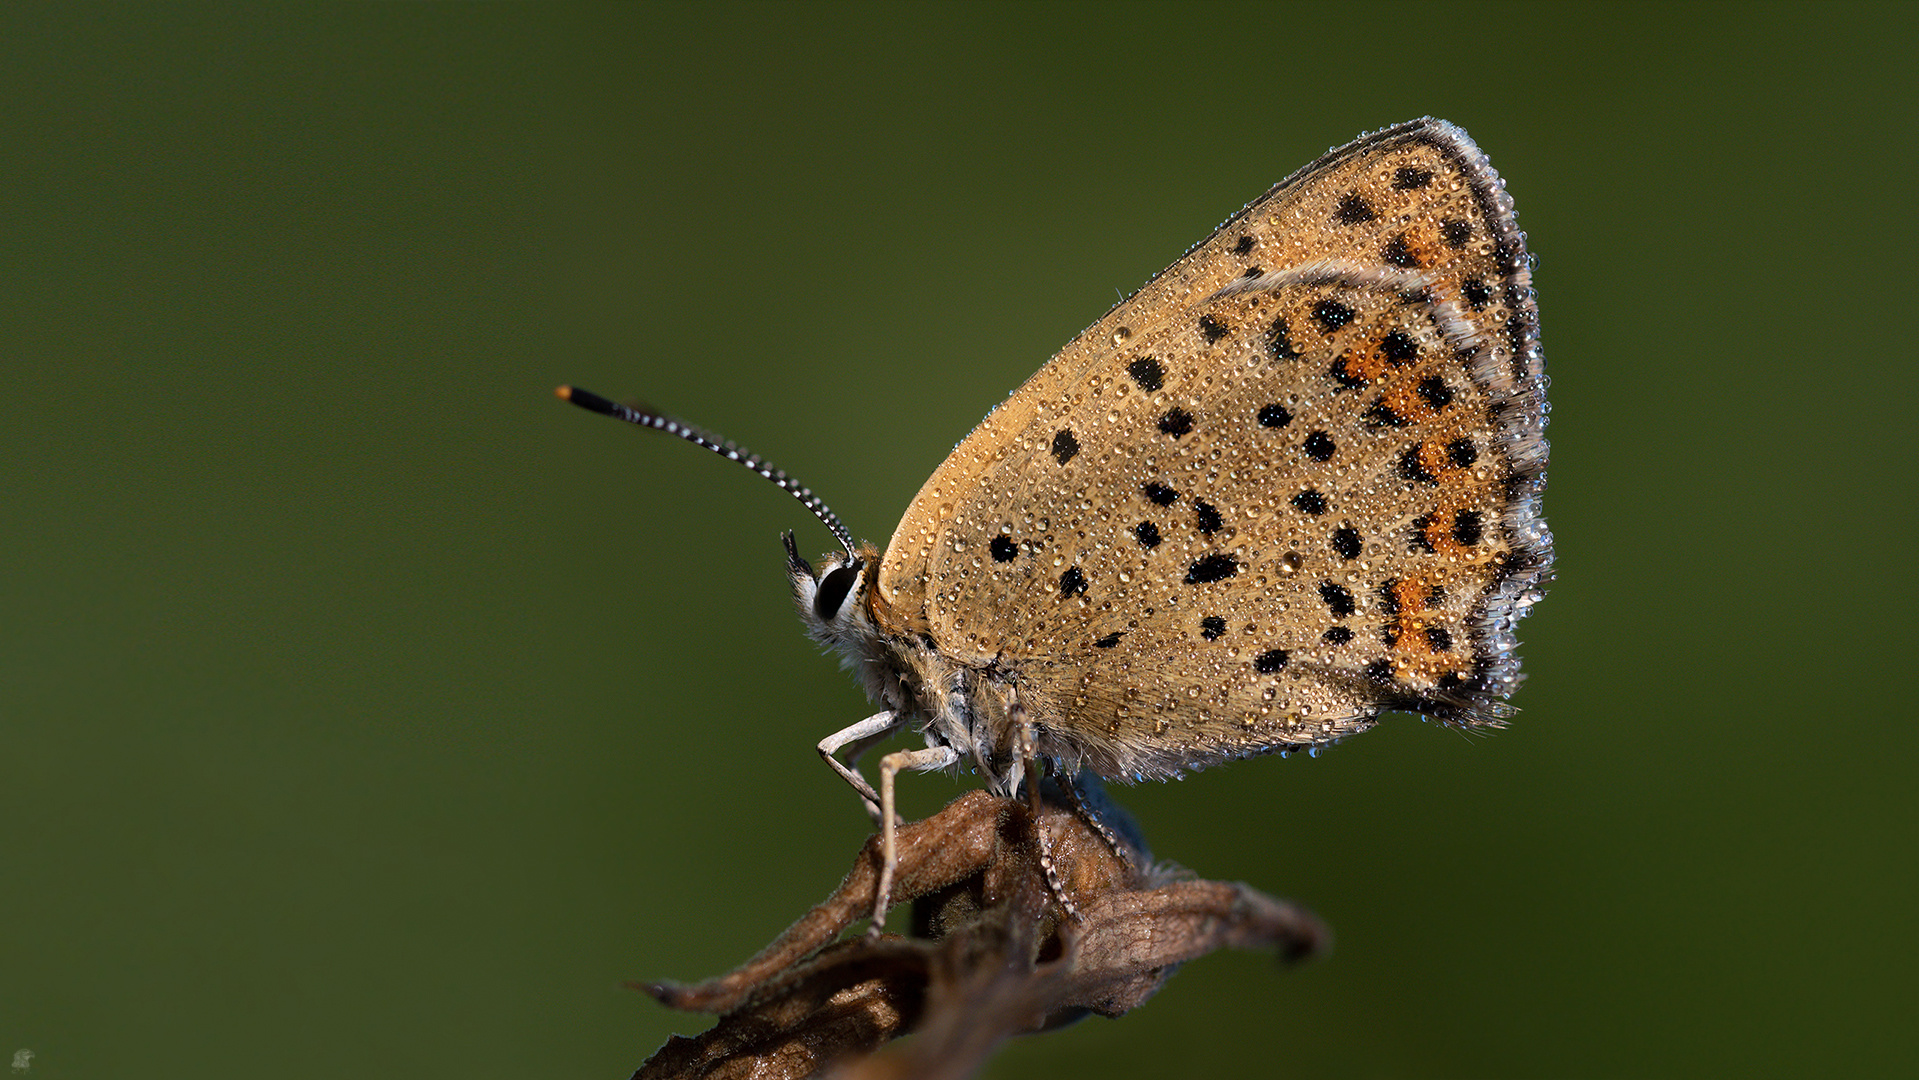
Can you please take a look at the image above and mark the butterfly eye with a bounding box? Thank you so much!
[813,561,863,623]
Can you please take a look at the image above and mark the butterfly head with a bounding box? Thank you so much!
[785,532,884,652]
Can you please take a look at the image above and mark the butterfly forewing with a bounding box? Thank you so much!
[874,118,1549,781]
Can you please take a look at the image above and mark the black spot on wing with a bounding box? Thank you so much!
[1393,167,1433,190]
[1185,554,1239,585]
[1329,355,1368,390]
[1380,329,1419,365]
[1451,509,1484,546]
[1377,579,1402,616]
[1382,234,1421,269]
[1409,514,1436,553]
[1267,317,1300,359]
[1051,429,1079,465]
[1331,526,1361,561]
[1398,445,1438,485]
[1364,401,1407,428]
[1193,500,1222,535]
[1313,299,1355,333]
[1319,581,1356,617]
[1334,192,1376,225]
[1127,356,1164,391]
[1463,277,1491,310]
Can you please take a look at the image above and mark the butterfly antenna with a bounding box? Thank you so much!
[556,385,858,559]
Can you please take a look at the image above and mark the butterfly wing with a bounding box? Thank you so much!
[874,118,1550,782]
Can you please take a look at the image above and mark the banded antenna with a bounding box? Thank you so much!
[557,386,857,559]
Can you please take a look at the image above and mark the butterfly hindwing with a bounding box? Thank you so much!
[873,118,1549,779]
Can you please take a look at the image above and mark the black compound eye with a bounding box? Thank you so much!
[814,561,862,621]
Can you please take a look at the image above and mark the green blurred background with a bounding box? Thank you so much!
[4,2,1913,1076]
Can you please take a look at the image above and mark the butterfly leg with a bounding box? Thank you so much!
[1053,771,1137,875]
[817,710,899,822]
[1008,691,1081,923]
[867,742,959,937]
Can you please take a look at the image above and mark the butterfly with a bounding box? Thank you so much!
[561,117,1550,927]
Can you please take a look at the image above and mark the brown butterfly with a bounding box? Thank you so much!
[562,117,1550,928]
